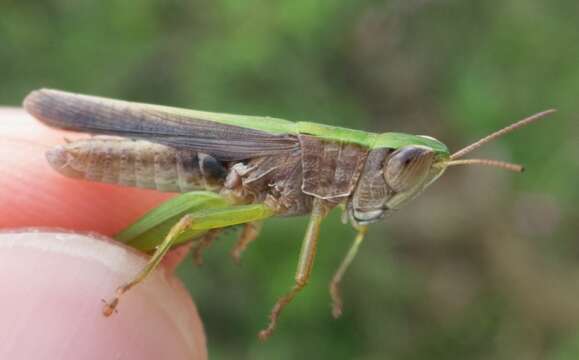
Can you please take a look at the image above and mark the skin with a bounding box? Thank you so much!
[0,109,207,360]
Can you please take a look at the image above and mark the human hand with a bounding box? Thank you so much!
[0,108,207,359]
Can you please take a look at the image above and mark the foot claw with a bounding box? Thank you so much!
[230,250,242,265]
[331,303,343,319]
[192,251,204,267]
[101,298,119,316]
[257,329,272,341]
[329,279,344,319]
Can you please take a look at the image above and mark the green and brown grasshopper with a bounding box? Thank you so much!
[24,89,554,339]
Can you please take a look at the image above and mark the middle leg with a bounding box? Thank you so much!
[258,198,328,340]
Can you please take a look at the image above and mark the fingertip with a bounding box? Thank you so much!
[0,230,207,360]
[0,108,173,234]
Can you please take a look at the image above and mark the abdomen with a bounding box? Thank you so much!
[46,137,227,192]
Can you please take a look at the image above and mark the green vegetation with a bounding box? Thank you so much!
[2,1,578,358]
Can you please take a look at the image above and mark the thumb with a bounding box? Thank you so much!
[0,107,173,233]
[0,230,207,360]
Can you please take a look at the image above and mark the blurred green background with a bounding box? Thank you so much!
[2,1,579,359]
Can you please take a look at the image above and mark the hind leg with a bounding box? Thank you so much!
[103,203,275,315]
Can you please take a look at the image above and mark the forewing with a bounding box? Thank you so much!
[24,89,299,160]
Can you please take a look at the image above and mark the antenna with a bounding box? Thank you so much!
[443,159,524,172]
[442,109,556,172]
[450,109,556,160]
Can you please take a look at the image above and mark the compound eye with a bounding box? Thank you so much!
[384,146,434,193]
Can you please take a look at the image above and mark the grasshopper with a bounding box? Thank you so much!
[23,89,554,340]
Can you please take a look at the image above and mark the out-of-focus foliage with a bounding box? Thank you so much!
[2,1,578,358]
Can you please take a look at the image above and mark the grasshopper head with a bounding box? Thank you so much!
[351,110,554,224]
[381,141,448,211]
[351,135,449,224]
[385,109,556,211]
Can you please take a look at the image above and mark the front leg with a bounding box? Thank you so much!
[329,225,368,318]
[258,198,328,340]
